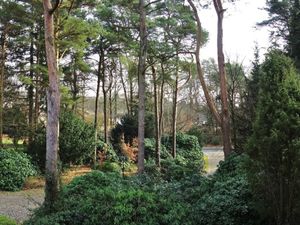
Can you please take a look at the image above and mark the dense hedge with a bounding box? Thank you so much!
[0,149,37,191]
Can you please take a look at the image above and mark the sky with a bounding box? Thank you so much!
[199,0,270,71]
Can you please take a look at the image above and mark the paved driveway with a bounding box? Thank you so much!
[203,146,224,174]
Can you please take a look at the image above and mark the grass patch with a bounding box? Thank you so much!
[0,215,18,225]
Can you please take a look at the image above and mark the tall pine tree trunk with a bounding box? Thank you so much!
[94,48,103,165]
[119,61,130,114]
[43,0,60,210]
[0,28,7,147]
[137,0,147,174]
[213,0,232,157]
[28,33,34,144]
[152,65,160,167]
[171,68,179,158]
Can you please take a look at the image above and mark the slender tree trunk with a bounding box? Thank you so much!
[103,89,108,143]
[34,25,42,128]
[159,63,165,144]
[171,64,179,158]
[152,65,160,167]
[94,48,103,165]
[0,29,8,147]
[109,84,113,128]
[81,78,85,120]
[28,34,35,144]
[137,0,147,174]
[213,0,232,157]
[43,0,60,210]
[114,80,118,124]
[119,61,130,114]
[71,65,78,112]
[102,58,113,144]
[129,78,133,115]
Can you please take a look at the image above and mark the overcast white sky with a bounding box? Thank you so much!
[199,0,270,71]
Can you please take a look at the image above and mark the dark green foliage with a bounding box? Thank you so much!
[0,215,18,225]
[0,149,37,191]
[110,113,155,150]
[247,51,300,224]
[59,111,95,165]
[162,132,204,171]
[96,162,121,173]
[3,104,28,146]
[260,0,300,68]
[186,126,204,147]
[27,111,95,171]
[144,138,171,160]
[26,157,260,225]
[193,153,261,225]
[25,172,170,225]
[235,46,262,151]
[96,140,119,162]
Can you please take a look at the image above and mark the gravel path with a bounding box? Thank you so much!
[0,188,44,223]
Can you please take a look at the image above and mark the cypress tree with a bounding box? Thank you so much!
[248,50,300,225]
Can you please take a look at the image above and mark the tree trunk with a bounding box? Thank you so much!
[188,0,232,157]
[159,63,165,140]
[34,24,43,129]
[102,58,113,144]
[213,0,232,157]
[172,64,179,158]
[0,28,8,147]
[109,84,113,128]
[137,0,147,174]
[119,61,130,114]
[93,47,103,165]
[43,0,60,210]
[28,34,35,144]
[187,0,221,126]
[152,65,160,167]
[129,78,134,115]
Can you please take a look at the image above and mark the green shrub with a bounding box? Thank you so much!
[187,126,204,147]
[190,154,261,225]
[98,162,121,173]
[96,140,119,162]
[144,138,171,160]
[194,175,259,225]
[0,215,18,225]
[25,168,260,225]
[0,149,37,191]
[25,172,171,225]
[27,111,95,171]
[162,133,204,169]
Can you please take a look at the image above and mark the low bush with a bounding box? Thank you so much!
[25,160,262,225]
[25,171,185,225]
[162,133,204,172]
[144,138,171,160]
[0,149,37,191]
[97,162,121,173]
[0,215,18,225]
[192,153,262,225]
[187,126,204,147]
